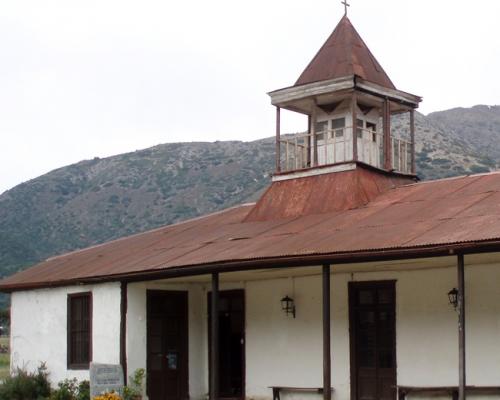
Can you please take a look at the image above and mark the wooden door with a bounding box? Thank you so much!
[208,289,245,399]
[147,290,188,400]
[349,281,396,400]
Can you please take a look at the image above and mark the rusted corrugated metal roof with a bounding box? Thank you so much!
[3,170,500,291]
[295,16,396,89]
[245,166,414,221]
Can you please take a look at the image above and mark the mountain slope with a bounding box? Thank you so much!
[0,140,274,278]
[407,111,496,180]
[428,105,500,161]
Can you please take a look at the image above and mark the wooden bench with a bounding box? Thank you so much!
[269,386,334,400]
[398,386,500,400]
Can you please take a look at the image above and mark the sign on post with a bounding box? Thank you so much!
[90,363,124,398]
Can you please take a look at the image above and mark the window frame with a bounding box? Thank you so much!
[331,117,346,139]
[67,291,93,370]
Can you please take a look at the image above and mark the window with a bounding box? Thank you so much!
[315,121,328,141]
[67,292,92,369]
[356,119,364,139]
[331,118,345,138]
[366,122,377,142]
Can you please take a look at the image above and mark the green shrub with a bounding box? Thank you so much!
[76,381,89,400]
[123,368,145,400]
[469,164,490,174]
[0,363,51,400]
[49,378,77,400]
[49,378,89,400]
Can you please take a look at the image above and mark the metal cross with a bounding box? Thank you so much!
[341,0,350,15]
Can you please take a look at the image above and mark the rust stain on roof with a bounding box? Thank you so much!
[295,16,396,89]
[3,170,500,291]
[245,165,414,221]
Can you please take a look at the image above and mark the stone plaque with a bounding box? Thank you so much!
[90,362,124,397]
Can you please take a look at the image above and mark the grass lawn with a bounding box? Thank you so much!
[0,336,9,380]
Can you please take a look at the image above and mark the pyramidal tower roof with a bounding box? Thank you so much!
[295,15,396,89]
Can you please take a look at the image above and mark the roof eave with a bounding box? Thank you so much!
[268,76,356,108]
[355,78,422,107]
[2,239,500,293]
[268,75,422,111]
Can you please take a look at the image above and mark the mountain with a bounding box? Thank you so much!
[1,105,499,291]
[427,105,500,164]
[0,140,274,280]
[408,109,497,180]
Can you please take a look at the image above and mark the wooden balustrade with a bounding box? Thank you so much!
[278,128,413,174]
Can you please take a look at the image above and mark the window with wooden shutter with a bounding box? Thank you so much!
[67,292,92,369]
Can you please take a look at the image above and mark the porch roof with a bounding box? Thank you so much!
[3,171,500,291]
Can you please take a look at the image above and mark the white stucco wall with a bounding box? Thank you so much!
[10,282,121,384]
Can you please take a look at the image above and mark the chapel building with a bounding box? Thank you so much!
[2,9,500,400]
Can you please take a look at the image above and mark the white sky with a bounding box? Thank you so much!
[1,0,500,194]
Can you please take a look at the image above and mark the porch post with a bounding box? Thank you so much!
[120,281,128,385]
[276,106,281,173]
[457,254,466,400]
[211,272,220,400]
[322,264,331,400]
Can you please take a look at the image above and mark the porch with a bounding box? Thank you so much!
[121,253,500,400]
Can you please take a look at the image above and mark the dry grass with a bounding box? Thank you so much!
[0,336,10,380]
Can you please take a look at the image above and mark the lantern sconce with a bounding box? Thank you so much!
[448,288,458,310]
[281,295,296,318]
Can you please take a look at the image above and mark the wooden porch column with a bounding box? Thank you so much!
[383,99,392,170]
[457,254,466,400]
[120,281,128,385]
[276,106,281,173]
[322,264,331,400]
[352,92,358,161]
[312,106,318,166]
[210,272,220,400]
[410,109,416,174]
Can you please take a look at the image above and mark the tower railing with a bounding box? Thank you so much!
[278,128,413,175]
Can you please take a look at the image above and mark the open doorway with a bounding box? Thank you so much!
[208,289,245,399]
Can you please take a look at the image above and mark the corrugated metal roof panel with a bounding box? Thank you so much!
[3,171,500,290]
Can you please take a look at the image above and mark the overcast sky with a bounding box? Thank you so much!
[1,0,500,194]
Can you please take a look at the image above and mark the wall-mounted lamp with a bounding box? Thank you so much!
[281,295,296,318]
[448,288,458,310]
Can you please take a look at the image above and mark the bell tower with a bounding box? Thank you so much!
[269,14,421,179]
[244,9,422,222]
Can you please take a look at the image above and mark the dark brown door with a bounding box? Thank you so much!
[147,290,188,400]
[208,289,245,399]
[349,281,396,400]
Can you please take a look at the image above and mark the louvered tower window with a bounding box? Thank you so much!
[67,292,92,369]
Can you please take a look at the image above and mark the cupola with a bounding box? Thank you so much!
[244,8,422,222]
[268,14,422,180]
